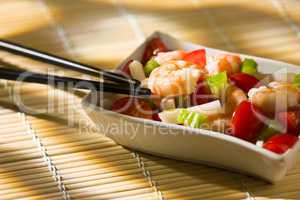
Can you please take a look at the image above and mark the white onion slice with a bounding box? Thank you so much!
[129,60,146,81]
[158,100,223,124]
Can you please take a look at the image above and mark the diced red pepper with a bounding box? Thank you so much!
[183,49,206,68]
[190,78,215,105]
[231,101,264,143]
[277,111,300,136]
[229,73,260,93]
[142,38,168,65]
[263,143,287,154]
[152,113,161,121]
[263,134,298,154]
[111,97,153,119]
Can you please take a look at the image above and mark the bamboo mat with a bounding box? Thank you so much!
[1,0,300,199]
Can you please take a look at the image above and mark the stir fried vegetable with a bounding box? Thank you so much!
[129,60,146,81]
[177,109,207,128]
[190,79,215,105]
[144,58,160,77]
[177,109,190,124]
[190,113,207,128]
[277,111,300,136]
[206,72,228,97]
[183,49,206,68]
[241,58,257,75]
[111,42,300,154]
[263,134,298,154]
[229,73,260,93]
[185,112,196,126]
[158,100,222,124]
[231,101,264,143]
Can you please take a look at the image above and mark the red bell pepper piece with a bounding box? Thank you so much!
[229,73,260,93]
[183,49,206,68]
[111,97,154,119]
[263,134,298,154]
[231,101,264,143]
[142,38,168,65]
[277,111,300,136]
[152,113,161,121]
[190,78,215,105]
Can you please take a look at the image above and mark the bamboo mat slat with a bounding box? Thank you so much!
[0,0,300,200]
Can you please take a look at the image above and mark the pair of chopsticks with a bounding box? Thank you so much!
[0,40,151,96]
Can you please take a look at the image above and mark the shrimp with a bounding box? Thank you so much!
[224,85,247,115]
[147,60,204,96]
[209,117,232,133]
[248,82,299,115]
[206,54,241,75]
[154,50,186,65]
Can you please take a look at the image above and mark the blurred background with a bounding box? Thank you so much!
[2,0,300,69]
[1,0,300,200]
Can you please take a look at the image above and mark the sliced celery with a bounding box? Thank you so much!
[144,58,160,76]
[177,109,208,128]
[176,109,190,124]
[185,112,196,126]
[206,72,228,97]
[190,113,207,128]
[241,58,257,75]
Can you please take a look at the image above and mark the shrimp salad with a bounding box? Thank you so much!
[111,37,300,155]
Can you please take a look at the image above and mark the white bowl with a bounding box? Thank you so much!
[82,32,300,183]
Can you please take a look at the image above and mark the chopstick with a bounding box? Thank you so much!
[0,68,151,96]
[0,39,139,85]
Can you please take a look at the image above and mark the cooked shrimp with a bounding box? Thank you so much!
[248,82,299,115]
[224,85,247,115]
[154,50,186,65]
[206,55,241,75]
[209,117,232,133]
[224,55,242,73]
[147,60,203,96]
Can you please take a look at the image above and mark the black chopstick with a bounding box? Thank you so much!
[0,39,139,85]
[0,68,151,96]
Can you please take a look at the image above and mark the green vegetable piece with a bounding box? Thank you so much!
[293,74,300,87]
[206,72,228,97]
[241,58,257,75]
[177,109,190,124]
[257,121,283,141]
[144,58,160,77]
[190,113,207,128]
[185,112,196,126]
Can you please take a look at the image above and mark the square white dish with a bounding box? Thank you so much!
[82,32,300,183]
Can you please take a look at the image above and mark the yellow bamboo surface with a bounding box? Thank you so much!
[0,0,300,200]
